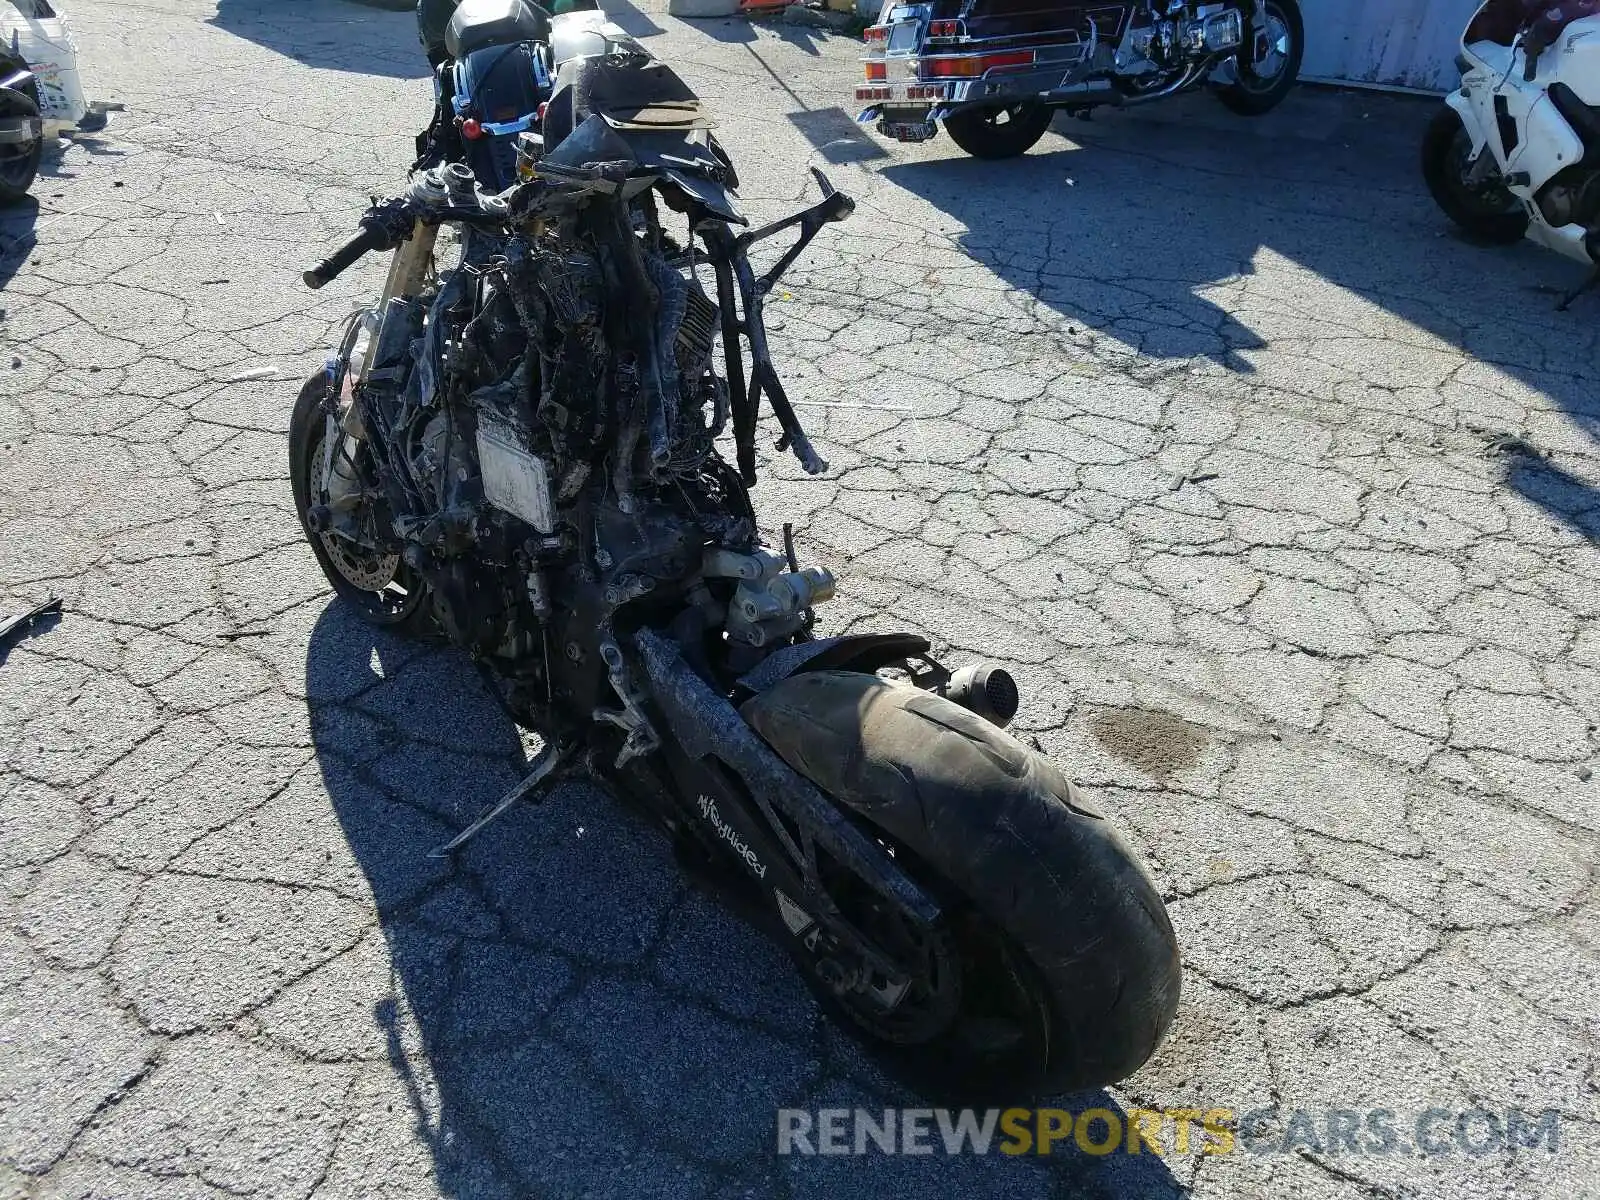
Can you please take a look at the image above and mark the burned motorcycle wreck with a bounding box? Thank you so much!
[291,6,1179,1095]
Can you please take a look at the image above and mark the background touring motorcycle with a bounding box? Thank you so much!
[857,0,1304,158]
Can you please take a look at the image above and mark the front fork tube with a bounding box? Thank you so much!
[382,219,440,307]
[321,220,440,528]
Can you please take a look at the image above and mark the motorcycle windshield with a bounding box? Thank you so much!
[1466,0,1535,45]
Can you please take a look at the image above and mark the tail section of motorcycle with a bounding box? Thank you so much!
[625,628,1181,1097]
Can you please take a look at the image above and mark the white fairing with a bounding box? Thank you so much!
[0,1,88,130]
[1455,10,1600,265]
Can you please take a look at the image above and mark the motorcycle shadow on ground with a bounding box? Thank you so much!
[210,0,431,79]
[876,87,1600,540]
[0,195,38,291]
[305,600,1185,1197]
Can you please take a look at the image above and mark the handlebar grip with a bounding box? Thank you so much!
[302,225,384,290]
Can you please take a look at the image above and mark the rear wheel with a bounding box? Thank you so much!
[0,55,43,206]
[1421,106,1530,244]
[289,372,432,631]
[1216,0,1304,116]
[743,671,1181,1096]
[942,103,1055,160]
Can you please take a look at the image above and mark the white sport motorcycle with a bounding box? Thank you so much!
[1424,0,1600,308]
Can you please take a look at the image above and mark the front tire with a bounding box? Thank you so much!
[1421,106,1529,244]
[0,55,43,206]
[942,103,1055,160]
[743,671,1181,1096]
[289,372,432,632]
[1216,0,1304,116]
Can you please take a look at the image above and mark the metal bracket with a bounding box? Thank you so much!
[430,740,574,856]
[594,637,661,767]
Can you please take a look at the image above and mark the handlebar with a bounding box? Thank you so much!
[300,195,419,290]
[302,225,387,290]
[299,171,574,291]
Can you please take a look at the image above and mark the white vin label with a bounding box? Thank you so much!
[476,421,555,534]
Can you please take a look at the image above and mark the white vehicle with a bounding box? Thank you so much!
[1424,0,1600,308]
[1,0,103,203]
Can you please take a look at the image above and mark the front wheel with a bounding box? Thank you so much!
[743,671,1181,1096]
[1421,106,1530,244]
[1215,0,1304,116]
[289,372,432,632]
[0,56,43,206]
[942,103,1055,160]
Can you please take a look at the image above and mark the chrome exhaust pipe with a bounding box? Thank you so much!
[1117,61,1207,106]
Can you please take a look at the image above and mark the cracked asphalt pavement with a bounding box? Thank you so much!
[3,1,1599,1197]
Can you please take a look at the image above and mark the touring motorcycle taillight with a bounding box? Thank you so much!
[923,50,1034,78]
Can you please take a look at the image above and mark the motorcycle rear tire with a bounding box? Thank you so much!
[1421,106,1530,245]
[1216,0,1304,116]
[289,372,433,633]
[742,670,1181,1096]
[942,103,1055,160]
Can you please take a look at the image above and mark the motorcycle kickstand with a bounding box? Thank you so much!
[430,740,575,857]
[1557,263,1600,312]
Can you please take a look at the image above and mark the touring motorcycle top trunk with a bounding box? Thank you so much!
[291,8,1181,1097]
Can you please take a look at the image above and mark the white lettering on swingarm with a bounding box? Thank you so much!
[698,794,766,879]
